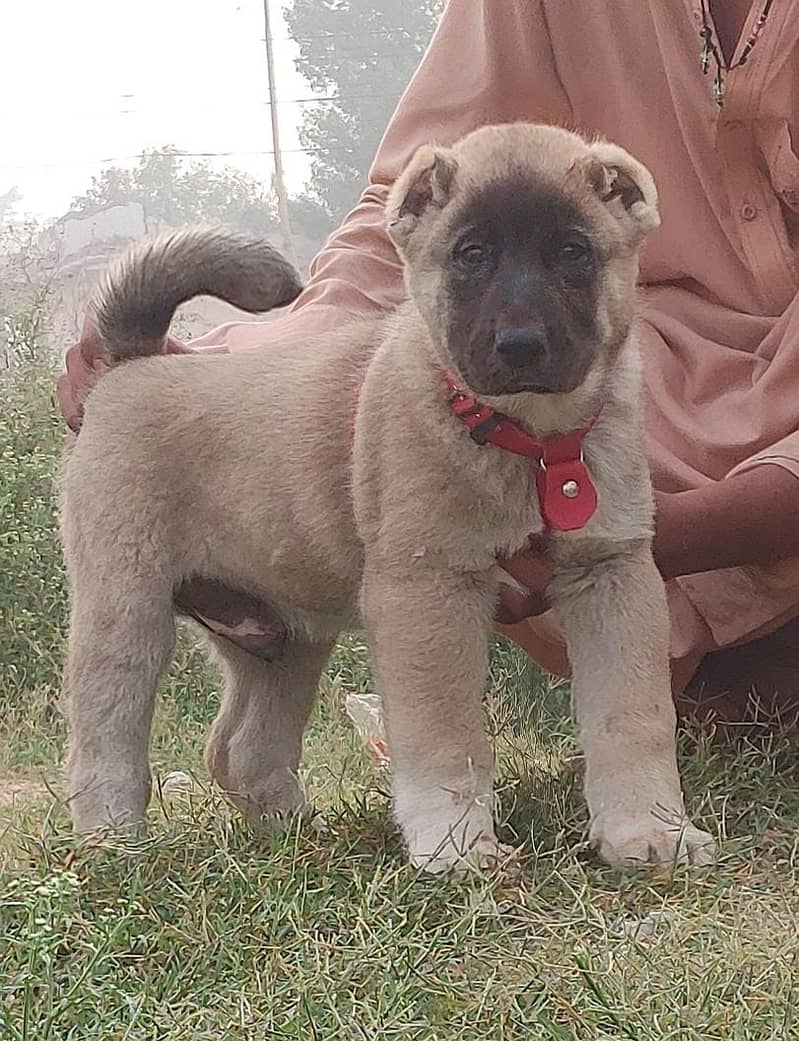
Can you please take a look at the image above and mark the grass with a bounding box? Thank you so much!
[1,356,798,1039]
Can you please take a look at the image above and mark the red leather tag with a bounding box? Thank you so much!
[535,458,598,532]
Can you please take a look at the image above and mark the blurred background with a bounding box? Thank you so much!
[0,0,442,355]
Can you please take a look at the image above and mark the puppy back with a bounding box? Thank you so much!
[93,226,303,361]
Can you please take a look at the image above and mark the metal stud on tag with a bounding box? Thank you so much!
[537,459,597,531]
[561,479,580,499]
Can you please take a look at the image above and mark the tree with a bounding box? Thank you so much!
[70,146,279,238]
[69,146,332,271]
[285,0,442,222]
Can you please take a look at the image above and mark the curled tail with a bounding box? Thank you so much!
[92,226,303,361]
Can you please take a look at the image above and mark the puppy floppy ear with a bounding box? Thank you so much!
[578,142,660,241]
[386,145,457,250]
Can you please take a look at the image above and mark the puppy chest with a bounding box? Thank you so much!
[361,453,542,568]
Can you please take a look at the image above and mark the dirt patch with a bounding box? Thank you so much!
[0,775,52,809]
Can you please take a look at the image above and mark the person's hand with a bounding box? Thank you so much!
[56,313,199,434]
[496,534,553,623]
[494,489,682,625]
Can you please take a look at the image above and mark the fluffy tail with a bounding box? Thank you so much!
[92,226,303,361]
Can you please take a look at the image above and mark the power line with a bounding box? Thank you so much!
[0,146,366,172]
[0,92,397,125]
[0,94,382,122]
[277,29,424,40]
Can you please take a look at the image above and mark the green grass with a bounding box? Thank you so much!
[1,358,798,1039]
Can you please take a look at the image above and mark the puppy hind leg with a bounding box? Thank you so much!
[205,638,333,829]
[66,587,176,835]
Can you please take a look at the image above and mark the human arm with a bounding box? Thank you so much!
[653,465,799,579]
[498,462,799,624]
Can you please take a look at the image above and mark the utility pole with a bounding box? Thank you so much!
[263,0,295,263]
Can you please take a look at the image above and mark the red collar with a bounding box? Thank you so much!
[445,373,599,532]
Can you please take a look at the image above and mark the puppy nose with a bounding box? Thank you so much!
[494,326,548,365]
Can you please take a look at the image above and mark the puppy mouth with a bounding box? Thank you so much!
[480,366,585,398]
[512,383,563,395]
[448,341,592,398]
[502,382,579,397]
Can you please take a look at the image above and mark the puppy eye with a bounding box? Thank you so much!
[455,242,489,267]
[560,241,590,264]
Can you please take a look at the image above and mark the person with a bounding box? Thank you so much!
[58,0,799,729]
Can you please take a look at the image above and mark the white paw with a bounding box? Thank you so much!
[591,807,716,869]
[68,771,150,836]
[411,829,517,877]
[394,773,516,878]
[398,792,513,877]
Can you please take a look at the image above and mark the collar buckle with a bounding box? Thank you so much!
[468,413,504,445]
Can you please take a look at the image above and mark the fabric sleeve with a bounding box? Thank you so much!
[726,435,799,482]
[678,416,799,651]
[190,0,571,352]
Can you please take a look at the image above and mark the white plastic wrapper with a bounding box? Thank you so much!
[344,691,391,768]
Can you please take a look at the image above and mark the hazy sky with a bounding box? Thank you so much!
[1,0,315,220]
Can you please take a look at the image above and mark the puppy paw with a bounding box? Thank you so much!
[394,774,517,878]
[226,767,311,833]
[401,801,515,877]
[411,831,517,878]
[68,772,150,836]
[591,808,716,869]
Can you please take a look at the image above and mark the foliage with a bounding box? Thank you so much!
[69,146,280,239]
[46,3,446,269]
[0,221,59,367]
[285,0,443,221]
[67,146,332,271]
[0,356,68,769]
[2,289,53,367]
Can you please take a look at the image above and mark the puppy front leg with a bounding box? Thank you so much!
[361,566,510,875]
[551,544,715,868]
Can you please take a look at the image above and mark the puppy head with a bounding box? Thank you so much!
[386,124,659,401]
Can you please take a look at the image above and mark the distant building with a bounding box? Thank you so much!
[53,202,148,268]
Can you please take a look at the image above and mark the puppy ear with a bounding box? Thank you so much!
[386,145,457,249]
[579,143,660,241]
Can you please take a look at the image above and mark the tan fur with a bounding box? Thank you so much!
[61,124,714,873]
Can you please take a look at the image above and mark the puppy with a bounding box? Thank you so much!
[61,123,715,873]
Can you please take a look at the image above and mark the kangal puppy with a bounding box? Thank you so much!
[61,123,715,874]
